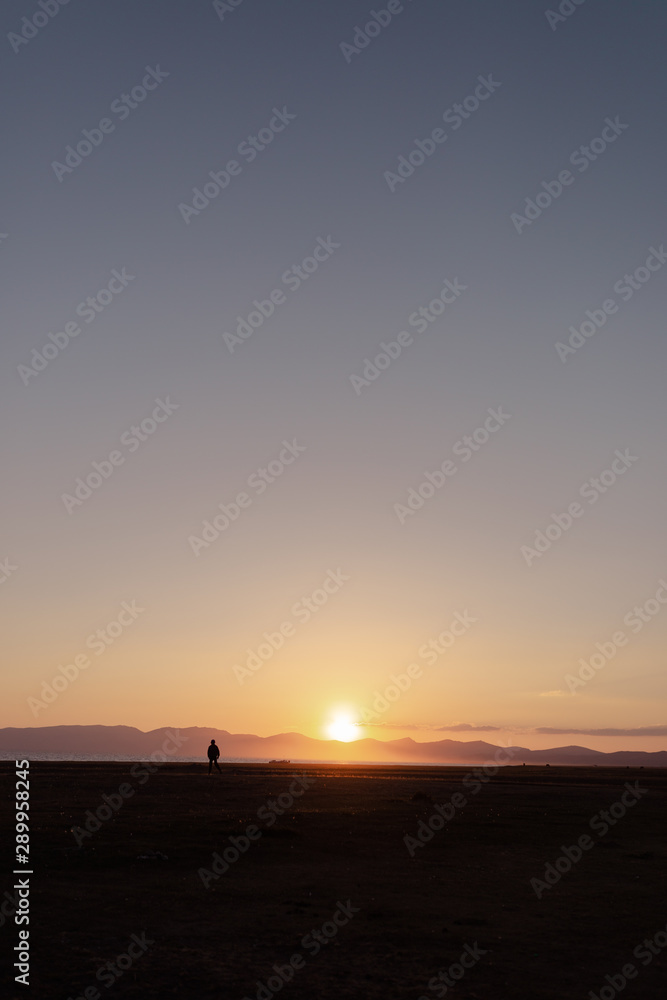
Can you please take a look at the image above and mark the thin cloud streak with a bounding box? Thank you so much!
[360,722,502,733]
[360,722,667,738]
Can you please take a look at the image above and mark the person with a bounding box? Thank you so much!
[207,739,221,774]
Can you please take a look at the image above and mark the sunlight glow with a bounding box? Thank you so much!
[327,712,359,742]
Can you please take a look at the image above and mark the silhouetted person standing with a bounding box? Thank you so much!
[207,739,221,774]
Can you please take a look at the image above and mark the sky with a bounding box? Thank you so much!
[1,0,666,754]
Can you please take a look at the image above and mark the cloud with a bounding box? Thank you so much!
[355,722,421,730]
[538,690,570,698]
[435,723,502,732]
[359,721,667,738]
[535,725,667,737]
[360,721,501,732]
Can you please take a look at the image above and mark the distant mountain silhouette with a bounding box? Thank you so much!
[1,725,666,766]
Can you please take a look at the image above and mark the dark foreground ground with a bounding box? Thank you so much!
[1,763,666,999]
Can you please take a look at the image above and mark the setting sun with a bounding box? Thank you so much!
[326,713,359,742]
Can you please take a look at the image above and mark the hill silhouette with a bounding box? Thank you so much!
[1,725,666,766]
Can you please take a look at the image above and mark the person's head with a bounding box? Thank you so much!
[210,739,216,744]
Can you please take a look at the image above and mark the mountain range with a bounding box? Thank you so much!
[1,725,666,766]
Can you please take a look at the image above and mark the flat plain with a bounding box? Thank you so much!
[1,762,666,999]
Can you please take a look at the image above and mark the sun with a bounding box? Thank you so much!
[326,712,359,742]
